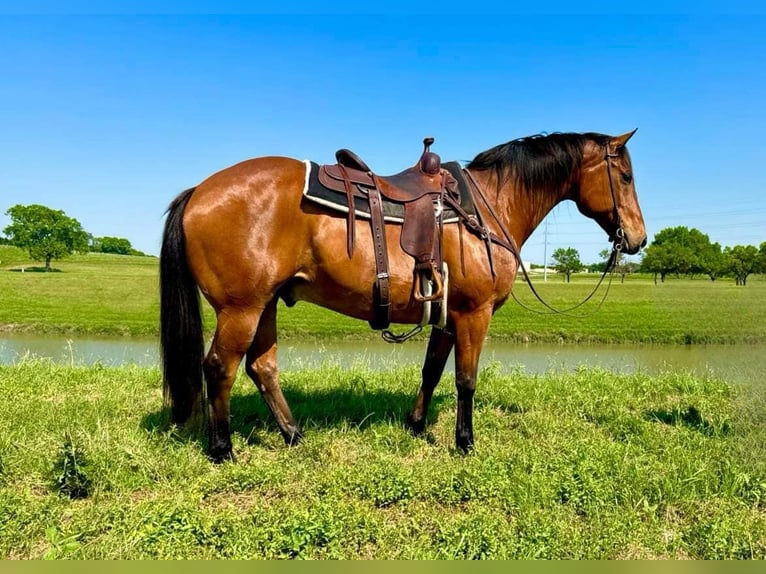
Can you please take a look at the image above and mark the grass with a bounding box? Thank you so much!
[492,274,766,344]
[0,248,159,337]
[1,246,765,343]
[0,360,764,559]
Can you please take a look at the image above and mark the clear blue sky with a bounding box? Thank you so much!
[1,7,764,265]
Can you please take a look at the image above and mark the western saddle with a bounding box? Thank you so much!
[317,137,458,335]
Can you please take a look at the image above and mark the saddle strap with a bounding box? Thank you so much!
[337,164,356,258]
[367,182,391,330]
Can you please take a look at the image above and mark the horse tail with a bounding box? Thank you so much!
[160,187,205,425]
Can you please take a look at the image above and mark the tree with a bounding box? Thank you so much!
[585,248,613,273]
[551,247,583,283]
[640,243,675,284]
[95,236,134,255]
[587,248,635,282]
[698,241,726,281]
[3,204,89,271]
[614,254,638,284]
[639,226,717,282]
[725,244,759,286]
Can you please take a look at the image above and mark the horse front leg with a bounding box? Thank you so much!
[406,326,455,435]
[452,307,492,453]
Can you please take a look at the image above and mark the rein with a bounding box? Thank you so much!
[462,143,625,317]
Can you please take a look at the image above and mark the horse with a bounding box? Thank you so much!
[160,130,647,462]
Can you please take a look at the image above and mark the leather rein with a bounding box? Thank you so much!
[459,142,625,317]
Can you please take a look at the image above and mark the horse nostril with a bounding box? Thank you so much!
[641,237,647,248]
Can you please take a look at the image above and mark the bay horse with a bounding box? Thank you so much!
[160,130,647,462]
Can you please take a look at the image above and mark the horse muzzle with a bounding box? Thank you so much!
[614,227,647,255]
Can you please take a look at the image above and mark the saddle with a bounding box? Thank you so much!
[317,137,458,333]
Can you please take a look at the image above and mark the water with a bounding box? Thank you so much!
[0,333,763,385]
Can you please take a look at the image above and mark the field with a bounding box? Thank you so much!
[1,361,764,559]
[1,246,765,559]
[1,246,765,344]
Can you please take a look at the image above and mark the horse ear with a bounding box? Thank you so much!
[611,128,638,149]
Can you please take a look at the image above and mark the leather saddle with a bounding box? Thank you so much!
[325,137,444,202]
[317,137,456,331]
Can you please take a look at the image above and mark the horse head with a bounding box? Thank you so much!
[575,130,647,255]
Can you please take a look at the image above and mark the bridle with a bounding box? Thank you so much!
[464,141,626,317]
[605,142,626,254]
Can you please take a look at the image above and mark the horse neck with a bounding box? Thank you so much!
[470,169,573,248]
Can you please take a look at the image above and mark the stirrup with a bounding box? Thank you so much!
[381,263,449,343]
[413,264,444,302]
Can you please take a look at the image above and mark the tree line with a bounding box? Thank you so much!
[639,226,765,285]
[549,226,764,286]
[2,204,145,271]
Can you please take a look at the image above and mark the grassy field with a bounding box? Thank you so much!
[0,360,764,559]
[0,247,160,337]
[1,246,765,343]
[2,246,764,559]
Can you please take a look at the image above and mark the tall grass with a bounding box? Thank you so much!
[1,360,763,559]
[1,248,765,343]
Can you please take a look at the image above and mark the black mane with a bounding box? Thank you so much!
[467,132,611,194]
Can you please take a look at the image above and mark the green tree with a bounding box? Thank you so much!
[588,249,635,282]
[96,236,134,255]
[551,247,583,283]
[725,244,760,286]
[3,204,89,271]
[698,241,726,281]
[586,248,613,273]
[654,227,696,276]
[640,243,675,283]
[639,226,717,282]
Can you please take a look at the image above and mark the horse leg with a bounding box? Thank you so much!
[203,308,260,463]
[245,298,303,446]
[452,308,492,453]
[406,327,455,435]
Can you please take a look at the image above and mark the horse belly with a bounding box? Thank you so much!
[288,218,426,324]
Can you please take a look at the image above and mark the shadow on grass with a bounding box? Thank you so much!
[8,266,62,272]
[643,405,731,436]
[141,385,451,451]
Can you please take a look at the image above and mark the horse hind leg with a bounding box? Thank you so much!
[245,298,302,446]
[203,307,261,462]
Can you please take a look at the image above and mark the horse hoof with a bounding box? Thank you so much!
[456,434,474,455]
[405,415,426,436]
[208,445,235,464]
[283,428,304,447]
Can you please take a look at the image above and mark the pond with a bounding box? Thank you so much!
[1,333,763,387]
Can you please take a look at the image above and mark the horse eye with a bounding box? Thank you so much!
[621,172,633,184]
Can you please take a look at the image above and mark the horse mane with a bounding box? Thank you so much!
[467,132,612,194]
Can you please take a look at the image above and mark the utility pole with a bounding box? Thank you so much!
[543,218,549,282]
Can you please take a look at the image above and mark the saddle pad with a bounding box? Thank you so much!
[302,161,477,223]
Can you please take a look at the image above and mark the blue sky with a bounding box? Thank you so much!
[1,9,764,265]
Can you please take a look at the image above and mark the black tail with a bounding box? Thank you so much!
[160,187,204,425]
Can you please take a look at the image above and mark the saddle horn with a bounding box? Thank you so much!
[419,136,440,175]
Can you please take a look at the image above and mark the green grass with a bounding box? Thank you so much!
[0,361,764,559]
[1,247,765,343]
[492,274,766,344]
[0,248,160,337]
